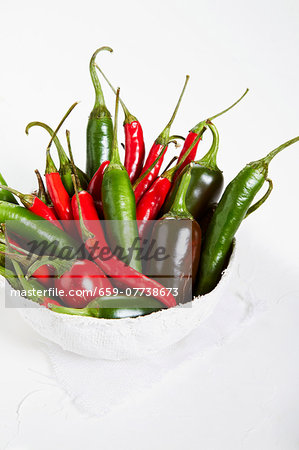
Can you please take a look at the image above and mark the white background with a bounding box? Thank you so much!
[0,0,299,449]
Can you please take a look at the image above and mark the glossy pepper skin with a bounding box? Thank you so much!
[101,89,142,272]
[162,121,223,222]
[174,131,201,181]
[0,172,18,204]
[71,184,177,308]
[145,166,201,303]
[44,149,77,236]
[0,185,62,229]
[196,136,299,296]
[134,76,190,203]
[55,259,113,308]
[86,47,114,178]
[0,202,77,256]
[87,160,110,217]
[49,295,165,319]
[94,64,145,184]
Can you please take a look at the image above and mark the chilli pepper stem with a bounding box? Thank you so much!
[0,185,34,208]
[90,47,113,110]
[168,165,192,217]
[110,88,121,165]
[47,102,78,150]
[209,88,249,121]
[198,122,220,170]
[157,76,190,144]
[35,169,50,204]
[261,136,299,166]
[66,130,81,190]
[95,64,136,123]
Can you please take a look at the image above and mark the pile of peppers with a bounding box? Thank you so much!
[0,45,298,320]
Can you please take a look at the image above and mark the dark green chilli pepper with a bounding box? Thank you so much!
[86,47,114,178]
[101,89,142,273]
[196,136,299,296]
[0,201,78,256]
[0,172,18,204]
[162,121,223,221]
[145,166,202,304]
[49,296,165,319]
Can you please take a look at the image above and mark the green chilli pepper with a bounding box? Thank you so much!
[0,201,78,256]
[86,47,114,178]
[101,89,142,273]
[162,121,223,221]
[0,172,18,204]
[196,136,299,295]
[49,295,165,319]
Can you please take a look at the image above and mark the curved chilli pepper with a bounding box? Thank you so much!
[0,172,18,204]
[136,128,205,238]
[55,259,113,308]
[162,121,223,221]
[101,89,142,272]
[86,47,114,178]
[45,149,76,236]
[0,185,62,229]
[87,160,110,217]
[173,88,249,181]
[0,201,77,256]
[95,64,145,183]
[197,136,299,296]
[49,295,165,319]
[71,182,176,308]
[133,75,190,203]
[26,118,89,195]
[145,165,201,303]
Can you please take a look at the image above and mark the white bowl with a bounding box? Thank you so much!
[15,243,237,360]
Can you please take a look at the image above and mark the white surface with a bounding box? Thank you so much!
[0,0,299,448]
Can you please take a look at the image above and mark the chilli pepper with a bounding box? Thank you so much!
[44,149,76,236]
[49,295,165,319]
[95,64,145,183]
[87,160,110,217]
[101,89,142,272]
[26,106,89,194]
[0,172,18,204]
[0,201,77,256]
[173,89,249,181]
[55,259,113,308]
[136,127,206,238]
[162,121,223,221]
[133,76,190,203]
[86,47,114,178]
[0,185,62,229]
[145,165,201,303]
[71,175,177,308]
[196,136,299,295]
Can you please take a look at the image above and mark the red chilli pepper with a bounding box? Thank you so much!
[0,184,62,229]
[71,177,177,308]
[134,76,190,203]
[95,65,145,183]
[87,160,110,217]
[45,149,76,236]
[137,129,205,237]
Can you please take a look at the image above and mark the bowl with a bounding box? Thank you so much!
[15,242,237,360]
